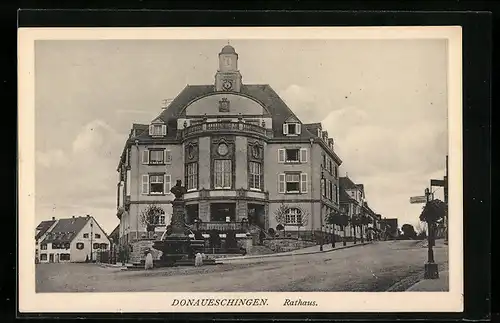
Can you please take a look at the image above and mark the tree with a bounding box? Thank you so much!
[208,230,221,250]
[325,210,349,247]
[420,199,447,223]
[140,203,165,232]
[350,215,361,244]
[225,230,237,250]
[401,223,417,239]
[360,214,372,243]
[274,202,289,236]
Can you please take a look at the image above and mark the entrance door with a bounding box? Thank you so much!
[248,204,265,229]
[210,203,236,222]
[49,253,54,263]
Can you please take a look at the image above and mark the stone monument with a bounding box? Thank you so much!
[152,180,209,266]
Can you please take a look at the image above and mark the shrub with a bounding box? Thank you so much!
[226,230,237,249]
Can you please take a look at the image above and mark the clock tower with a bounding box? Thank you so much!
[215,44,242,92]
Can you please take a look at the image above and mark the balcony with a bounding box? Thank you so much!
[189,221,248,233]
[182,121,270,138]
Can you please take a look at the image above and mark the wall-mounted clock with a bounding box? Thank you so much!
[222,80,233,91]
[223,56,232,67]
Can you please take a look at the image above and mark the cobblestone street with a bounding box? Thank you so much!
[36,240,448,293]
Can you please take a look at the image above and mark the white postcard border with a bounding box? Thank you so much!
[18,26,463,313]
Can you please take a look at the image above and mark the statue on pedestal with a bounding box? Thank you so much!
[170,180,187,200]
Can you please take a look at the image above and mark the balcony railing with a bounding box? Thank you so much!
[182,121,268,138]
[189,221,247,233]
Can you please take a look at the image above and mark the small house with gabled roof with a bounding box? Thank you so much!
[36,215,110,263]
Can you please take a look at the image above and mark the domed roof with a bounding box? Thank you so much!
[220,44,236,54]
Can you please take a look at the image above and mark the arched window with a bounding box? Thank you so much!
[285,208,302,225]
[76,242,84,250]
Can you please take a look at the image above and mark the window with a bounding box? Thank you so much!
[283,123,301,136]
[150,175,164,194]
[41,244,47,250]
[186,162,198,191]
[64,242,70,249]
[149,149,164,164]
[60,254,71,261]
[99,243,108,250]
[76,242,84,250]
[322,153,326,168]
[321,178,326,197]
[285,208,303,225]
[93,243,100,250]
[95,233,101,239]
[326,179,331,200]
[279,173,308,194]
[142,174,170,195]
[278,148,307,163]
[142,149,172,165]
[249,162,262,190]
[214,160,232,189]
[159,215,166,225]
[40,254,47,261]
[149,124,167,136]
[83,233,89,238]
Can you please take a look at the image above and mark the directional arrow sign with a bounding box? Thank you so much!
[431,179,445,187]
[410,196,427,204]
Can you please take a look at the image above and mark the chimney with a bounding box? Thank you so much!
[52,216,55,221]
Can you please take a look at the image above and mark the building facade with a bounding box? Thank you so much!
[36,215,111,263]
[116,45,343,246]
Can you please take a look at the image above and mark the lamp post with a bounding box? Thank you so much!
[424,187,439,279]
[320,170,324,252]
[90,220,93,262]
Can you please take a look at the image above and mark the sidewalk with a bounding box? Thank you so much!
[220,240,374,262]
[406,269,449,292]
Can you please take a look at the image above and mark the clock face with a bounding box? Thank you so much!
[222,80,233,91]
[223,56,232,67]
[217,143,229,156]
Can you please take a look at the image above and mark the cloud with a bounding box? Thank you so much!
[36,119,124,233]
[36,149,69,168]
[279,84,335,123]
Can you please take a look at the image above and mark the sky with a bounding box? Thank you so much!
[34,39,448,234]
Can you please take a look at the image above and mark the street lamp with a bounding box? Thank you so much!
[320,170,324,252]
[423,187,439,279]
[89,220,93,262]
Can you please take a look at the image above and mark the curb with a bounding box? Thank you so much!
[385,263,448,292]
[220,242,374,262]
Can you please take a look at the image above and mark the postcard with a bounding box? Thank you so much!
[18,26,463,313]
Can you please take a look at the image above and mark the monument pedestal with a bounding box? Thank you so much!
[152,180,215,267]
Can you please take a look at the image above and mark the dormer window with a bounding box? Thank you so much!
[317,128,322,138]
[149,119,167,137]
[283,122,301,136]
